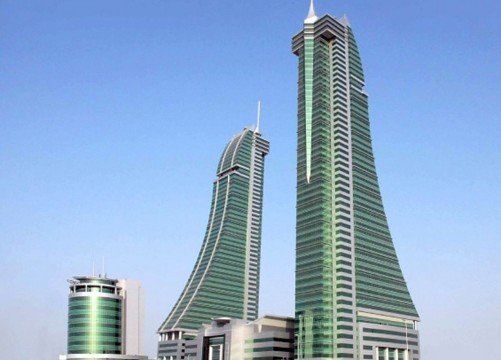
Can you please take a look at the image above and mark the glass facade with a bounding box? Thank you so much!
[67,277,123,355]
[293,11,420,360]
[158,128,269,339]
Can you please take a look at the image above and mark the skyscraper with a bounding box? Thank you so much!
[60,275,147,360]
[158,126,269,359]
[293,2,420,360]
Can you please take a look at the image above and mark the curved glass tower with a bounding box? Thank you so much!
[67,276,123,355]
[158,127,269,357]
[293,3,420,360]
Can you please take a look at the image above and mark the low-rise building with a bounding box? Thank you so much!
[158,315,294,360]
[59,275,148,360]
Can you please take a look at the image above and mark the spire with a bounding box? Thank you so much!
[340,14,351,27]
[307,0,316,18]
[256,100,262,133]
[305,0,318,24]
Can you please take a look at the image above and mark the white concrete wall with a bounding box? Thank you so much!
[118,279,145,356]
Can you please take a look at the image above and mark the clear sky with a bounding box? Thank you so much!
[1,1,500,359]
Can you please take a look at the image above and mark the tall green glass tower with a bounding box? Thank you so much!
[293,2,420,360]
[157,127,269,359]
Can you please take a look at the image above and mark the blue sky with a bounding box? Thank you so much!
[0,1,500,359]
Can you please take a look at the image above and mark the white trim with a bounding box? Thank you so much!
[242,136,256,318]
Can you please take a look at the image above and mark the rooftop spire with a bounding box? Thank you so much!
[305,0,318,24]
[307,0,316,18]
[256,100,262,133]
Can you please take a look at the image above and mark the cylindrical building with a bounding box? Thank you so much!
[67,276,123,355]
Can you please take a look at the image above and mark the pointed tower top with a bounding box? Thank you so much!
[305,0,318,24]
[256,100,262,134]
[340,14,351,27]
[307,0,316,18]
